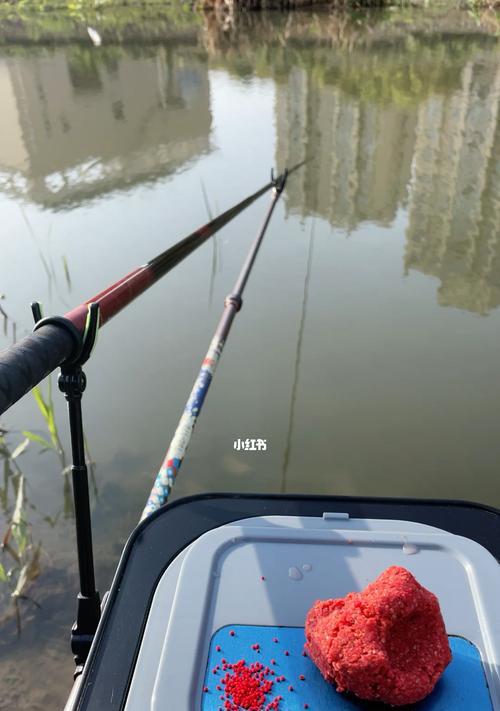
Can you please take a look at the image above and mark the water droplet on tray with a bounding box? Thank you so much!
[288,566,303,581]
[403,542,418,555]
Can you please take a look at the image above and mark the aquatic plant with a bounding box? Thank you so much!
[0,376,97,630]
[0,296,18,344]
[24,382,66,468]
[0,433,42,633]
[0,259,96,628]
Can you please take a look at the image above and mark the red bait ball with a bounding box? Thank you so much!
[305,566,451,706]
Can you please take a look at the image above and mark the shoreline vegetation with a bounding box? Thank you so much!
[0,3,498,47]
[0,0,498,7]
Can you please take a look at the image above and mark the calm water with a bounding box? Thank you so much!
[0,8,499,708]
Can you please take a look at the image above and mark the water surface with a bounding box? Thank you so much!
[0,8,499,708]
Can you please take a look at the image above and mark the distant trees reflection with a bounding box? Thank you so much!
[205,12,500,314]
[0,8,498,312]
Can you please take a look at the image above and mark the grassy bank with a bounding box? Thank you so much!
[0,0,498,22]
[0,3,498,46]
[0,0,497,6]
[0,3,202,45]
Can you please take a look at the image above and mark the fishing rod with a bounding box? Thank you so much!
[0,173,285,417]
[0,168,299,676]
[141,163,302,520]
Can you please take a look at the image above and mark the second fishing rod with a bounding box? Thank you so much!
[142,168,292,519]
[64,163,301,671]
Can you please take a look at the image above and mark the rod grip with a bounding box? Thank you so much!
[0,325,75,416]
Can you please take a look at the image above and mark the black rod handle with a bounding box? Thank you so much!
[0,324,77,415]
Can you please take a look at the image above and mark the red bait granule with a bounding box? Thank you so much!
[305,566,451,706]
[220,659,280,711]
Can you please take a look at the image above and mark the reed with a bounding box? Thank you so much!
[0,433,42,633]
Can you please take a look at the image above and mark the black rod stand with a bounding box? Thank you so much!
[59,363,101,676]
[32,302,101,678]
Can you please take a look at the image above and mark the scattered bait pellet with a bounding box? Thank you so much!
[220,659,278,711]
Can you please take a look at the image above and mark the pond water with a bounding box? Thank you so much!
[0,7,499,709]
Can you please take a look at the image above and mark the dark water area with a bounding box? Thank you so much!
[0,8,499,708]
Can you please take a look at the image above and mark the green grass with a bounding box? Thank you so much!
[0,3,202,49]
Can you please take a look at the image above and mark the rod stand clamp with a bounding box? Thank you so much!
[58,369,87,401]
[31,301,101,674]
[31,301,100,368]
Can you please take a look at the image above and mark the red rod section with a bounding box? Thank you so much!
[63,180,275,332]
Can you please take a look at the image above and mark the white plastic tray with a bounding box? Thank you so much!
[123,515,500,711]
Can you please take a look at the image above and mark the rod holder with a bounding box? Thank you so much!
[32,301,101,677]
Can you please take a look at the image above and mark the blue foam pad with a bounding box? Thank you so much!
[202,625,492,710]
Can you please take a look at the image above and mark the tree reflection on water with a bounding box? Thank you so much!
[0,9,498,312]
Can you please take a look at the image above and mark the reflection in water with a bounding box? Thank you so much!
[281,221,315,493]
[0,45,212,208]
[271,40,500,313]
[0,16,499,313]
[200,176,220,306]
[406,61,500,314]
[0,10,500,708]
[277,73,417,228]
